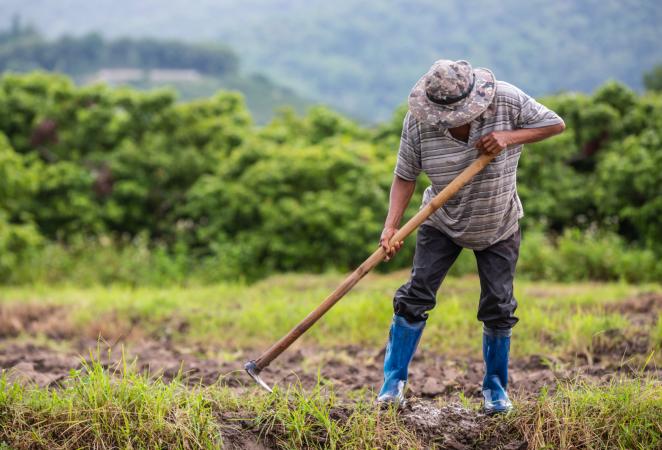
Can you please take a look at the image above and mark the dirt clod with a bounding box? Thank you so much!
[608,292,662,326]
[0,303,73,339]
[402,401,525,449]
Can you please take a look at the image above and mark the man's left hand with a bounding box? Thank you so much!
[476,131,512,155]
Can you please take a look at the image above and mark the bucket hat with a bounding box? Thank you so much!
[408,59,496,127]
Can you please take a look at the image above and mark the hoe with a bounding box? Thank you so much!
[245,152,496,392]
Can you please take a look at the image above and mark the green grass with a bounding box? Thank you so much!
[653,314,662,351]
[0,357,224,449]
[511,379,662,449]
[251,383,421,449]
[1,357,659,449]
[0,272,658,361]
[0,357,421,449]
[0,268,660,448]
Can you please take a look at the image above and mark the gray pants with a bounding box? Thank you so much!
[393,224,520,330]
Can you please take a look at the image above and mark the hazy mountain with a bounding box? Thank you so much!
[0,21,312,123]
[2,0,661,121]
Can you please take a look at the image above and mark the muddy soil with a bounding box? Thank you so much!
[2,292,660,397]
[1,338,657,396]
[1,340,538,449]
[4,339,657,450]
[1,292,660,449]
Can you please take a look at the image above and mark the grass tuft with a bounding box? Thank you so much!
[0,357,223,449]
[511,378,662,449]
[0,355,424,449]
[1,356,661,449]
[249,380,421,449]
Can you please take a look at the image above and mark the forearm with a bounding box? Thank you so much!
[384,175,416,228]
[506,122,565,146]
[476,122,565,155]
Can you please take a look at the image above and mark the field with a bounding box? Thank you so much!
[1,271,660,449]
[2,6,662,449]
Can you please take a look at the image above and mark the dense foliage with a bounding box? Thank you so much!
[4,0,661,121]
[0,72,661,283]
[644,63,662,92]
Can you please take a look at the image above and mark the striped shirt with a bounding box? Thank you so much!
[395,80,563,250]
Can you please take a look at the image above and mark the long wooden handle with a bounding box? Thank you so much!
[253,152,496,371]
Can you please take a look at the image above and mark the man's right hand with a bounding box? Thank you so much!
[380,226,403,261]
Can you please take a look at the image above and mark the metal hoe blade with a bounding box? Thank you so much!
[244,360,273,392]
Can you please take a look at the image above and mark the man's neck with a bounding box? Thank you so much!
[448,123,471,143]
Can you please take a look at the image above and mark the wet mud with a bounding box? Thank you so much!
[1,292,660,449]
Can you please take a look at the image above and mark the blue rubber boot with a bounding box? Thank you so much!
[482,327,513,414]
[377,314,425,407]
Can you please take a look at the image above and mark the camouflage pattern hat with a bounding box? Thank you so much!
[408,59,496,128]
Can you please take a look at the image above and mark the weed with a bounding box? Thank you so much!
[0,358,224,449]
[511,378,662,449]
[0,357,424,449]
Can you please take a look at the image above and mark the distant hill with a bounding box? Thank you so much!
[0,20,311,123]
[3,0,661,121]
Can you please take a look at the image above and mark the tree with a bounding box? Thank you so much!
[643,63,662,92]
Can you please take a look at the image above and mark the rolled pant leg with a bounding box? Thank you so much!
[474,228,521,330]
[393,225,462,322]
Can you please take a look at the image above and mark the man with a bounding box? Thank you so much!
[377,59,565,414]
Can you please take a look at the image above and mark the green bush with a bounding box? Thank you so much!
[6,235,193,286]
[0,131,39,217]
[183,139,395,278]
[596,129,662,250]
[518,227,662,283]
[0,216,42,282]
[517,131,594,231]
[0,72,661,284]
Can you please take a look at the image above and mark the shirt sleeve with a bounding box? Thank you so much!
[394,111,422,181]
[514,87,564,129]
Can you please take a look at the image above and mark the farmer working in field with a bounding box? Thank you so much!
[378,59,565,413]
